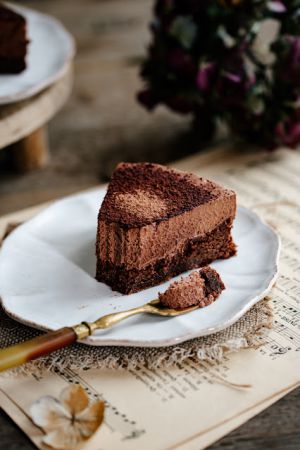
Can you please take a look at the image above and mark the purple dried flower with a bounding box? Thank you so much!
[216,47,257,108]
[226,69,255,89]
[224,72,242,83]
[196,62,216,91]
[139,0,300,149]
[217,70,248,108]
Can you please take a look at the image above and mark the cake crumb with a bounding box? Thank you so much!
[159,267,225,310]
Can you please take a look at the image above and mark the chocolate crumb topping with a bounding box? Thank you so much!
[100,162,228,227]
[112,189,167,221]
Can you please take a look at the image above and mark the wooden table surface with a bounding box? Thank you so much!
[0,1,299,449]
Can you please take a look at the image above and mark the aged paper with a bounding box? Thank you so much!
[1,146,300,449]
[0,384,296,450]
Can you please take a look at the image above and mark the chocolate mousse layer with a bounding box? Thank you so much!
[159,267,225,310]
[96,162,236,294]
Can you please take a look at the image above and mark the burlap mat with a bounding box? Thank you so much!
[0,298,273,377]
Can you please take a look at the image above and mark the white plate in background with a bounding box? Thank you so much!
[0,2,75,104]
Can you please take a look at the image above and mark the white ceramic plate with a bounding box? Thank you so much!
[0,3,75,104]
[0,188,280,347]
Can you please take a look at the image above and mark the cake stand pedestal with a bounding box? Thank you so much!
[0,64,73,172]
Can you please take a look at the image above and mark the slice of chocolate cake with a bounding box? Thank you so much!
[0,4,28,74]
[96,162,236,294]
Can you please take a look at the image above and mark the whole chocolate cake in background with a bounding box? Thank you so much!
[96,162,237,294]
[0,3,28,74]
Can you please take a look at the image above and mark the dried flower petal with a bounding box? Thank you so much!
[42,427,82,450]
[217,25,236,48]
[76,401,105,438]
[60,385,89,416]
[30,396,71,432]
[224,72,242,83]
[30,385,105,450]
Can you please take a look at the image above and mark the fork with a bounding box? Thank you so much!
[0,300,198,372]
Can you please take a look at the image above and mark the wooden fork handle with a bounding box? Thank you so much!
[0,327,77,372]
[0,306,150,372]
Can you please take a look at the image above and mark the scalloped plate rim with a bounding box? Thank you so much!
[0,190,280,348]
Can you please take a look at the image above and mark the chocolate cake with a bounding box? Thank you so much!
[0,4,28,74]
[96,162,236,294]
[159,267,225,310]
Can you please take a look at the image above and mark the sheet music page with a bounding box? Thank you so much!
[1,147,300,450]
[190,148,300,363]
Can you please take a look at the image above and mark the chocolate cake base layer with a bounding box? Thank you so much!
[0,57,26,74]
[96,219,236,294]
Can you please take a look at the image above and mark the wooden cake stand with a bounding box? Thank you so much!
[0,64,73,172]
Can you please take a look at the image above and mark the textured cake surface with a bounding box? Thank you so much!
[0,4,28,74]
[96,162,237,294]
[99,162,232,227]
[158,267,225,310]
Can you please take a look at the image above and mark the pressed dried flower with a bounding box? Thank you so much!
[30,385,104,450]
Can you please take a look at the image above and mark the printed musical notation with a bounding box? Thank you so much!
[54,367,146,440]
[128,359,233,404]
[216,153,300,362]
[259,284,300,360]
